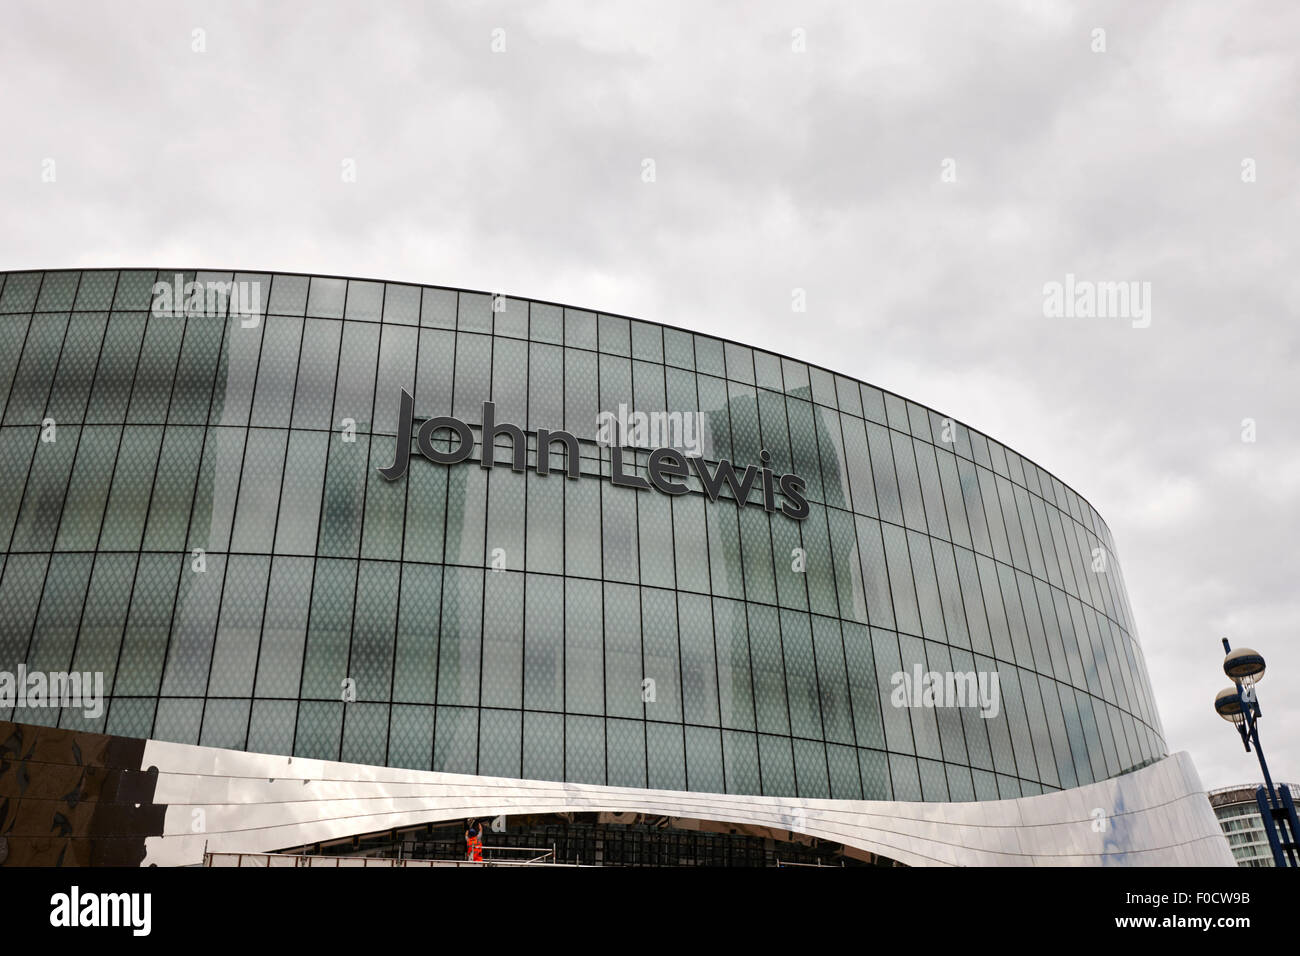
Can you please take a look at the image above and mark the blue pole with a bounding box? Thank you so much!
[1222,637,1299,866]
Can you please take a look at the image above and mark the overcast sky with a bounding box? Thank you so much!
[1,0,1295,793]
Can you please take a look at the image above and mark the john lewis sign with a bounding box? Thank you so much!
[377,388,809,520]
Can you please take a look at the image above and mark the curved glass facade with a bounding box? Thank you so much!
[0,268,1165,803]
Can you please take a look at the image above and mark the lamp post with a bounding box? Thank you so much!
[1214,638,1300,867]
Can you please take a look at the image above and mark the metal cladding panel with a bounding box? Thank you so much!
[126,737,1230,867]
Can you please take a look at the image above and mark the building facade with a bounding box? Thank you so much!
[0,268,1231,866]
[1209,784,1299,867]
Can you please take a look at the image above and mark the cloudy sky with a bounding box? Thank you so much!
[1,0,1295,791]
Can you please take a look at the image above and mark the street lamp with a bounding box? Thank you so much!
[1215,638,1300,867]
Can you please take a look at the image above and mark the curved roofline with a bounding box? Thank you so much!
[1209,783,1297,796]
[4,265,1116,542]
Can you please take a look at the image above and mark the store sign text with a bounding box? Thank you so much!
[378,389,809,519]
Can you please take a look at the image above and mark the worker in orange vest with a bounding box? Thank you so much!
[465,819,484,863]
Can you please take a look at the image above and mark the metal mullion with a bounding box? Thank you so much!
[646,330,680,790]
[293,273,343,758]
[795,392,837,796]
[558,326,567,782]
[717,345,763,795]
[676,335,715,792]
[593,325,608,787]
[387,289,419,769]
[517,302,533,777]
[341,278,381,762]
[473,295,495,776]
[762,363,799,796]
[738,365,777,795]
[21,270,87,715]
[246,286,315,752]
[428,296,461,772]
[824,405,875,792]
[627,343,652,788]
[186,274,269,745]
